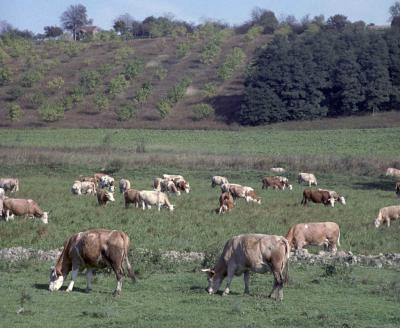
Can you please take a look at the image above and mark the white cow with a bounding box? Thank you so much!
[386,168,400,178]
[211,176,229,188]
[119,179,131,193]
[139,190,174,211]
[298,172,318,186]
[100,175,115,192]
[71,181,96,195]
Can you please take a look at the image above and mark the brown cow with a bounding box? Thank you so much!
[261,176,292,190]
[301,189,335,207]
[202,234,290,301]
[285,222,340,253]
[97,189,115,206]
[174,178,190,193]
[49,229,136,295]
[229,185,261,204]
[124,189,141,208]
[2,198,48,224]
[217,192,234,214]
[395,182,400,198]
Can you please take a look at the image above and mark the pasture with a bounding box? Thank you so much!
[0,127,399,327]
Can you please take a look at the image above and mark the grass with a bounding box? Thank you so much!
[0,260,399,327]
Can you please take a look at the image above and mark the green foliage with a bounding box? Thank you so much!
[93,93,109,112]
[156,98,173,118]
[115,104,136,121]
[61,95,74,111]
[20,70,42,88]
[202,82,218,98]
[108,74,129,98]
[114,46,134,64]
[64,43,84,58]
[244,25,263,42]
[176,41,191,58]
[191,103,214,120]
[29,92,45,109]
[7,103,23,121]
[218,47,246,81]
[47,76,65,94]
[152,66,167,81]
[135,82,153,105]
[0,66,11,86]
[70,87,84,103]
[124,58,144,80]
[200,38,221,64]
[79,70,100,94]
[167,77,191,104]
[97,63,113,76]
[274,25,293,36]
[38,103,64,122]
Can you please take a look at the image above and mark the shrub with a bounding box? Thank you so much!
[245,25,263,41]
[47,76,65,94]
[153,66,167,81]
[124,58,144,80]
[20,70,42,87]
[202,82,218,98]
[168,77,191,104]
[114,46,134,64]
[80,70,100,94]
[93,93,109,112]
[156,98,173,118]
[135,82,153,105]
[38,102,64,122]
[115,104,136,121]
[192,103,214,120]
[70,87,84,103]
[64,43,84,58]
[0,66,11,86]
[29,92,45,109]
[200,40,221,64]
[218,47,246,81]
[61,95,73,111]
[109,74,129,98]
[6,87,23,101]
[97,63,113,76]
[7,103,23,121]
[176,41,191,58]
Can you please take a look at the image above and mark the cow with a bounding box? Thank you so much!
[139,190,174,211]
[217,192,234,214]
[0,178,19,193]
[163,174,184,181]
[79,176,96,184]
[220,183,242,193]
[395,182,400,198]
[270,167,286,173]
[0,188,5,199]
[153,177,163,191]
[174,178,190,194]
[71,181,96,195]
[297,173,318,186]
[94,173,107,184]
[49,229,136,295]
[2,198,48,224]
[212,176,229,188]
[201,234,289,301]
[386,167,400,178]
[97,189,115,206]
[318,189,346,205]
[124,189,141,208]
[374,205,400,228]
[285,222,340,253]
[229,185,261,204]
[301,189,335,207]
[119,179,131,194]
[100,175,115,192]
[261,177,292,190]
[161,179,181,196]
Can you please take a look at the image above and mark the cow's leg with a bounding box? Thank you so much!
[222,265,236,296]
[86,269,93,292]
[157,203,161,211]
[243,271,250,294]
[111,264,124,296]
[269,270,283,301]
[142,200,146,210]
[387,219,390,227]
[66,265,79,292]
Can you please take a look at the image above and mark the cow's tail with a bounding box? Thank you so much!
[280,238,290,285]
[121,233,137,282]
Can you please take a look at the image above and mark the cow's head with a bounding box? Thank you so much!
[201,268,222,294]
[338,196,346,205]
[49,267,64,291]
[168,204,174,211]
[106,191,115,202]
[184,183,190,193]
[328,197,335,207]
[374,217,383,228]
[41,212,49,224]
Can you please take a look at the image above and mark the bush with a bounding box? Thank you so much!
[70,87,84,103]
[202,82,218,98]
[245,25,263,41]
[0,66,11,86]
[6,87,23,101]
[38,103,64,122]
[218,47,246,81]
[135,82,153,105]
[61,95,73,111]
[20,70,42,87]
[108,75,129,98]
[64,43,84,58]
[80,70,100,94]
[168,77,191,104]
[93,93,109,112]
[47,76,64,94]
[192,103,214,121]
[7,103,23,121]
[115,104,136,121]
[176,41,191,58]
[200,40,221,64]
[97,63,113,76]
[29,92,45,109]
[124,58,144,80]
[114,46,134,64]
[156,98,173,118]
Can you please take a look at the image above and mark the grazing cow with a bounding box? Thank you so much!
[124,189,141,208]
[301,189,334,207]
[285,222,340,253]
[297,173,318,186]
[153,177,163,191]
[374,205,400,228]
[220,183,243,193]
[79,176,96,184]
[174,178,190,194]
[94,173,107,183]
[212,176,229,188]
[318,189,346,205]
[2,198,48,224]
[218,192,234,214]
[261,177,292,190]
[119,179,131,194]
[139,190,174,211]
[395,182,400,198]
[0,188,5,199]
[100,175,115,192]
[71,181,96,195]
[49,229,136,295]
[270,167,286,173]
[97,189,115,206]
[202,234,289,301]
[229,185,261,204]
[161,180,181,196]
[0,178,19,193]
[386,167,400,178]
[163,174,184,181]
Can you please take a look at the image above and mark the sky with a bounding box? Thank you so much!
[0,0,395,34]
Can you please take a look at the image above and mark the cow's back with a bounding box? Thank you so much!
[293,222,339,243]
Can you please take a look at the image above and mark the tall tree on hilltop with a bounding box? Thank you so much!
[60,4,91,40]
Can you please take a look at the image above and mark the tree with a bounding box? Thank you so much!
[326,15,349,31]
[113,13,134,35]
[60,4,91,40]
[389,1,400,20]
[250,7,279,34]
[44,26,63,38]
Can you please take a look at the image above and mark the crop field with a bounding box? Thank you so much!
[0,127,399,327]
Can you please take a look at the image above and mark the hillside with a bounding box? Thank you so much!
[0,33,273,129]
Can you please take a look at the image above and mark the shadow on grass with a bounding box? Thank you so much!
[33,283,88,293]
[353,180,395,192]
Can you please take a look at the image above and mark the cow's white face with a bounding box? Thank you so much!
[288,184,293,191]
[339,196,346,205]
[329,198,335,207]
[41,212,48,224]
[374,218,381,228]
[49,268,64,291]
[168,204,174,211]
[106,192,115,202]
[202,269,221,294]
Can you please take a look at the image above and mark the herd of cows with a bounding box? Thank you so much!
[0,166,400,300]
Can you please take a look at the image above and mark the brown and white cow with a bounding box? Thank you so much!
[395,182,400,198]
[0,178,19,193]
[71,181,96,195]
[94,173,107,184]
[285,222,340,253]
[124,189,141,208]
[97,189,115,206]
[2,198,48,224]
[119,179,131,194]
[318,189,346,205]
[212,176,229,188]
[217,192,234,214]
[297,173,318,186]
[202,234,290,301]
[139,190,174,211]
[100,175,115,192]
[301,189,335,207]
[229,185,261,204]
[79,176,96,184]
[174,178,190,194]
[163,174,184,181]
[49,229,136,295]
[261,176,292,190]
[162,179,181,196]
[374,205,400,228]
[386,167,400,178]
